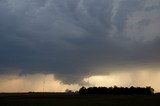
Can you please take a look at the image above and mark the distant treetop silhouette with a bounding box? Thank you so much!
[79,86,154,95]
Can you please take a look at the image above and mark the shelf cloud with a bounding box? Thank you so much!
[0,0,160,86]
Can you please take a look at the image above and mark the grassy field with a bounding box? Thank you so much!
[0,93,160,106]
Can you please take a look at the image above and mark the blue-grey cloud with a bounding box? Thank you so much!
[0,0,160,83]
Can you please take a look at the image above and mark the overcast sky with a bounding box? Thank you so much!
[0,0,160,92]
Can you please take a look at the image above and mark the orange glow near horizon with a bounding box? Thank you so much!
[0,74,80,92]
[0,70,160,92]
[84,70,160,92]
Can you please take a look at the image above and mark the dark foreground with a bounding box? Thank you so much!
[0,93,160,106]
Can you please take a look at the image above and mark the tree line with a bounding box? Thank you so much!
[78,86,154,95]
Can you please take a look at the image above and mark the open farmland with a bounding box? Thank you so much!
[0,93,160,106]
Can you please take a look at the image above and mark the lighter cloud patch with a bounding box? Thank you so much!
[111,0,123,20]
[77,0,88,15]
[84,72,132,87]
[109,0,123,39]
[125,1,160,42]
[144,0,160,8]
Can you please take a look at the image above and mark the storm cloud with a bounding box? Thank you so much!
[0,0,160,83]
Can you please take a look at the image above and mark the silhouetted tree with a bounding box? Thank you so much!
[65,89,73,94]
[78,86,154,95]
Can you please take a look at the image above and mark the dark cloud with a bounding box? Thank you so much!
[0,0,160,83]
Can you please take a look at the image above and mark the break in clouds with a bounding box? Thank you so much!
[0,0,160,89]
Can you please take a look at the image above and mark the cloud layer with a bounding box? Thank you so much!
[0,0,160,84]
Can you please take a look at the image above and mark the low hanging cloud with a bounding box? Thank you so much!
[0,0,160,84]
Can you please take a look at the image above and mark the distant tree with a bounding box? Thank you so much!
[65,89,73,94]
[79,86,86,94]
[78,86,154,95]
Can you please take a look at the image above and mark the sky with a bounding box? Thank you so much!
[0,0,160,92]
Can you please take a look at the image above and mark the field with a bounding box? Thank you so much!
[0,93,160,106]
